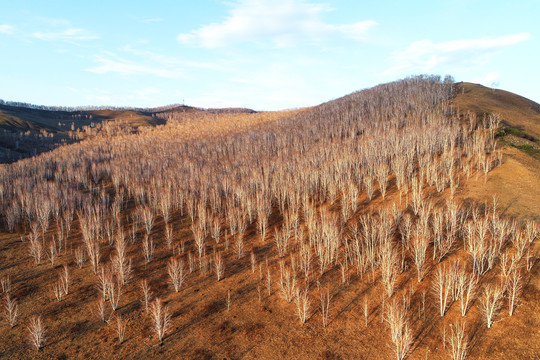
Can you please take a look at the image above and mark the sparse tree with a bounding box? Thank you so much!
[215,251,224,281]
[140,279,152,313]
[480,284,503,328]
[3,294,18,327]
[448,320,468,360]
[319,286,330,328]
[149,298,171,343]
[507,269,522,316]
[295,286,311,324]
[28,315,46,350]
[167,257,187,292]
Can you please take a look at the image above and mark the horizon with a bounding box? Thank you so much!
[0,0,538,111]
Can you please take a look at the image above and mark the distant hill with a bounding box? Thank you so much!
[0,101,255,163]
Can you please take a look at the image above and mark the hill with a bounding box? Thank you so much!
[453,82,540,219]
[0,76,539,360]
[455,82,540,140]
[0,102,254,163]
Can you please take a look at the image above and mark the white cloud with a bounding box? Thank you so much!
[177,0,376,48]
[86,46,221,79]
[473,72,500,87]
[121,45,220,70]
[86,52,184,78]
[381,32,530,76]
[33,28,98,41]
[335,21,377,41]
[0,24,14,34]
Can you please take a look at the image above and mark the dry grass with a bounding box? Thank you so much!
[0,77,539,360]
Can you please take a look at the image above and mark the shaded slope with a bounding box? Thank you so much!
[0,102,256,163]
[0,104,162,132]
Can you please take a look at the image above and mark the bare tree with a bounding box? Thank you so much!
[149,298,171,343]
[295,286,311,324]
[257,210,268,242]
[279,262,296,303]
[140,279,152,313]
[412,233,428,282]
[107,277,122,311]
[380,240,399,298]
[28,235,43,264]
[167,257,187,293]
[60,264,69,295]
[211,216,221,244]
[74,246,85,268]
[448,320,468,360]
[363,297,369,326]
[507,269,522,316]
[274,228,289,258]
[433,265,452,316]
[250,251,257,273]
[95,299,108,322]
[28,315,46,350]
[215,251,224,281]
[165,223,174,250]
[140,206,155,235]
[319,286,330,328]
[385,299,413,360]
[192,225,205,258]
[142,234,154,264]
[1,275,11,293]
[480,284,503,328]
[3,294,18,327]
[113,314,127,344]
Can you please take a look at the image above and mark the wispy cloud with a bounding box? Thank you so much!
[0,24,14,35]
[381,33,530,76]
[177,0,376,48]
[33,28,99,41]
[86,45,221,79]
[86,52,184,78]
[121,45,220,70]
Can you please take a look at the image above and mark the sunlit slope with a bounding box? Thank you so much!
[454,82,540,219]
[455,82,540,140]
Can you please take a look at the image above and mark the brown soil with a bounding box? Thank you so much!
[1,84,540,360]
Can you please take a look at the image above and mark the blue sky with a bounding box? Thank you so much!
[0,0,538,110]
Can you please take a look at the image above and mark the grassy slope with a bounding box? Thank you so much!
[454,83,540,220]
[455,82,540,140]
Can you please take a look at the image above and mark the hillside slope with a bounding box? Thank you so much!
[0,78,538,360]
[453,82,540,219]
[0,102,255,163]
[455,82,540,140]
[0,104,162,132]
